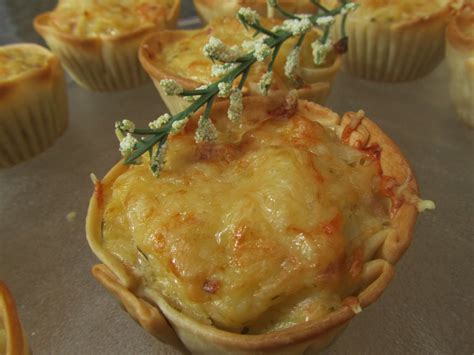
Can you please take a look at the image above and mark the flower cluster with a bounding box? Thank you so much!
[228,89,243,122]
[203,37,241,62]
[160,79,184,96]
[150,142,167,177]
[114,0,356,177]
[285,46,301,80]
[149,113,171,130]
[195,116,218,143]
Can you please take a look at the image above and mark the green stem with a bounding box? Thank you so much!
[310,0,331,14]
[341,13,348,38]
[272,3,300,19]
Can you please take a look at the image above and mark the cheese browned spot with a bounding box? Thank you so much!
[101,108,392,334]
[0,47,48,81]
[48,0,175,37]
[154,18,336,93]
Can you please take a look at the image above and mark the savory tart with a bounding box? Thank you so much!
[139,17,342,114]
[87,95,431,353]
[0,282,29,355]
[0,43,68,169]
[446,1,474,127]
[193,0,314,23]
[328,0,456,82]
[34,0,181,91]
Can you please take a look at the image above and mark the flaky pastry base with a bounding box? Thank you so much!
[332,1,456,82]
[34,0,181,92]
[0,282,29,355]
[139,30,342,115]
[86,96,419,354]
[0,44,68,169]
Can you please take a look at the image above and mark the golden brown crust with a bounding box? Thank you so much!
[0,44,61,101]
[33,1,180,91]
[33,0,181,50]
[0,282,28,355]
[86,96,419,353]
[340,114,419,263]
[138,24,342,114]
[446,3,474,51]
[0,43,68,168]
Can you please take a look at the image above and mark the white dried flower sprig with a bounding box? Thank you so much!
[285,46,301,80]
[258,71,273,96]
[203,37,241,62]
[150,142,168,177]
[228,89,243,122]
[160,79,184,96]
[195,116,218,143]
[312,40,333,65]
[114,0,356,177]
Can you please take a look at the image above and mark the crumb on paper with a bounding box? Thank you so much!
[90,173,99,185]
[66,211,77,222]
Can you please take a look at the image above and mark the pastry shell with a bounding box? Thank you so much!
[446,2,474,127]
[0,43,68,169]
[139,25,342,115]
[332,1,456,82]
[193,0,314,24]
[86,96,419,354]
[34,0,181,92]
[0,282,29,355]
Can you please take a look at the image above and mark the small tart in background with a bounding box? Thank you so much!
[0,282,29,355]
[0,43,68,169]
[34,0,181,91]
[87,96,424,354]
[139,17,342,114]
[446,1,474,127]
[328,0,456,82]
[193,0,314,23]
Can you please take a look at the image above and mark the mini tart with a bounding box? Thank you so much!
[87,96,422,354]
[0,282,29,355]
[0,44,68,169]
[193,0,314,23]
[139,17,342,115]
[329,0,456,82]
[446,2,474,127]
[34,0,181,91]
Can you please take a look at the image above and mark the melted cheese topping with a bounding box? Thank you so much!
[49,0,175,37]
[154,18,336,93]
[102,111,391,333]
[352,0,449,21]
[0,47,48,81]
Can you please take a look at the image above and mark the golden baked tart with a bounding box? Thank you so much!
[328,0,456,82]
[0,43,68,169]
[0,282,29,355]
[193,0,314,23]
[34,0,181,91]
[446,1,474,127]
[87,95,433,353]
[139,17,342,115]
